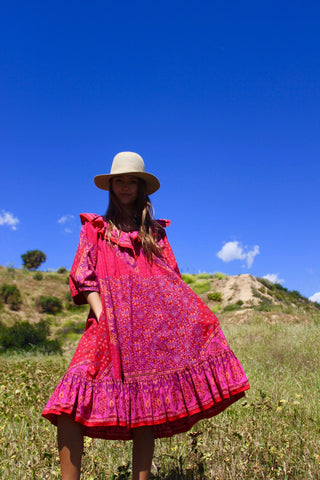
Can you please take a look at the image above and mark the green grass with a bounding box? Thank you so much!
[181,274,197,285]
[207,291,222,302]
[190,281,211,295]
[223,300,244,312]
[210,304,222,314]
[197,273,214,280]
[0,320,319,479]
[213,272,228,280]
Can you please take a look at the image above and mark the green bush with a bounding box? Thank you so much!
[36,295,63,314]
[257,278,288,293]
[57,266,67,274]
[274,291,288,302]
[257,278,273,290]
[64,291,74,310]
[58,319,87,335]
[64,291,85,310]
[33,272,43,281]
[288,290,308,303]
[197,273,214,279]
[274,283,288,292]
[181,274,196,284]
[0,320,61,353]
[214,272,228,280]
[251,287,265,301]
[191,281,211,295]
[254,300,275,312]
[21,249,46,271]
[223,300,244,312]
[207,291,222,302]
[6,266,15,278]
[0,284,23,311]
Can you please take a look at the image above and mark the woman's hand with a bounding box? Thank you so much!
[84,291,103,321]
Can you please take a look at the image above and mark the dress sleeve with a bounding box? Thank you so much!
[161,234,182,278]
[69,223,100,305]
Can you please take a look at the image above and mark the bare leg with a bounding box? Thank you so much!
[57,414,84,480]
[132,426,155,480]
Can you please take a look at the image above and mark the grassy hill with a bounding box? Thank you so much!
[0,265,319,354]
[181,272,320,324]
[0,266,320,478]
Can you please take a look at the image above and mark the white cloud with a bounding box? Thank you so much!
[57,214,75,234]
[0,210,19,230]
[57,214,75,224]
[246,245,260,268]
[263,273,284,284]
[217,241,260,268]
[309,292,320,304]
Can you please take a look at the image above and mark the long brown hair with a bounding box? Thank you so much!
[104,178,163,262]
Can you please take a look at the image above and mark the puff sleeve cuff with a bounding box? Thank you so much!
[69,223,100,305]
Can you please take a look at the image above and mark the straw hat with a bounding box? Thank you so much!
[94,152,160,195]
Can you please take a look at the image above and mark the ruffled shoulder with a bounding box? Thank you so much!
[80,213,104,227]
[79,214,171,249]
[79,213,137,249]
[79,213,106,239]
[156,219,171,228]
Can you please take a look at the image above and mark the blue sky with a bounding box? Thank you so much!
[1,0,319,302]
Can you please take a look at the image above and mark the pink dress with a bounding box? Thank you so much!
[42,213,250,440]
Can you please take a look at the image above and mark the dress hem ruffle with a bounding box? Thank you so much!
[42,350,250,440]
[42,390,247,440]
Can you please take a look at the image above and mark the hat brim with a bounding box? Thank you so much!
[94,172,160,195]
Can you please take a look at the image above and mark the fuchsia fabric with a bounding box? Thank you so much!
[42,213,250,439]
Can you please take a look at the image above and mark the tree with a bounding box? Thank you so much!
[21,249,46,271]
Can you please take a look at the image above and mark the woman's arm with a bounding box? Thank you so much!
[84,291,103,320]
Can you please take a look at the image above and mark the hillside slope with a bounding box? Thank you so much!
[183,272,320,324]
[0,266,319,350]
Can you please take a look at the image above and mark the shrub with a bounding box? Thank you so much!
[251,287,265,301]
[214,272,228,280]
[258,278,288,293]
[257,278,273,290]
[197,273,214,279]
[207,291,222,302]
[64,291,85,310]
[288,290,308,303]
[33,272,43,281]
[191,281,211,295]
[6,265,15,278]
[0,284,23,311]
[64,291,74,310]
[223,300,244,312]
[57,266,67,274]
[274,283,288,292]
[21,249,46,271]
[58,319,87,335]
[254,300,274,312]
[47,274,59,281]
[181,274,196,284]
[274,291,287,302]
[0,320,61,353]
[36,295,63,314]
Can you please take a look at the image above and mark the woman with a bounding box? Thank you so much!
[42,151,250,480]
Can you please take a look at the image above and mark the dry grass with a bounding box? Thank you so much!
[1,267,320,478]
[1,319,319,479]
